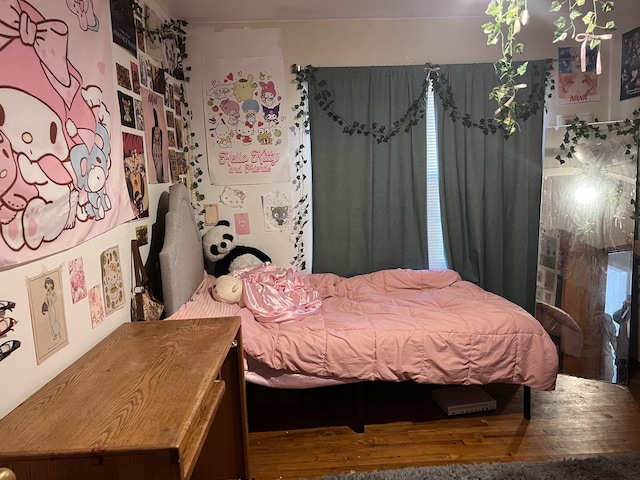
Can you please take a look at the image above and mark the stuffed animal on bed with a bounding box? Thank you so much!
[202,220,272,277]
[211,275,245,307]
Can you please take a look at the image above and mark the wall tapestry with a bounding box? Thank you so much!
[203,57,291,185]
[27,268,68,364]
[557,45,601,104]
[0,0,134,269]
[620,26,640,101]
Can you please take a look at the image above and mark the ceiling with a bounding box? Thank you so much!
[157,0,552,24]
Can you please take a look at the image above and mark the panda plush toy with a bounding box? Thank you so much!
[202,220,271,277]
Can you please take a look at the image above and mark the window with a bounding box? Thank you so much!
[426,85,448,269]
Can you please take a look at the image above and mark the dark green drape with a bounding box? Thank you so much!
[309,66,428,276]
[436,62,545,313]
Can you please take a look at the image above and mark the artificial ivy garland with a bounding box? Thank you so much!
[293,61,553,142]
[554,109,640,165]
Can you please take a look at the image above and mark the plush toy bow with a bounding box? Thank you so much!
[0,0,76,103]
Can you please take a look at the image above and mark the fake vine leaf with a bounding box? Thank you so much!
[293,61,552,142]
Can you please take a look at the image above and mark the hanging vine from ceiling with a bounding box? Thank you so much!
[482,0,616,134]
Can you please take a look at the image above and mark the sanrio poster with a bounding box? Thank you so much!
[0,0,134,269]
[203,57,291,185]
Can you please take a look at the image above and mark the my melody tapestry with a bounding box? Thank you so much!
[203,57,291,185]
[0,0,133,269]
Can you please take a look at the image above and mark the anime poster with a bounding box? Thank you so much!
[203,57,291,185]
[140,87,169,183]
[0,0,134,269]
[117,90,136,128]
[27,269,69,364]
[169,151,189,184]
[557,46,601,104]
[620,26,640,101]
[100,245,124,315]
[123,133,149,218]
[68,256,88,304]
[109,0,136,56]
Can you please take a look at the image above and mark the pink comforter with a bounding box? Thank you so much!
[240,268,558,391]
[168,268,558,391]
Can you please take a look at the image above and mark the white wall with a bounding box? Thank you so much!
[0,0,174,419]
[2,1,639,419]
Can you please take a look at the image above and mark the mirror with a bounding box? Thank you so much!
[536,124,637,384]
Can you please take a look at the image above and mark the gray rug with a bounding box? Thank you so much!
[317,453,640,480]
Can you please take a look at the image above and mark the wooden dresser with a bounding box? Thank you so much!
[0,317,249,480]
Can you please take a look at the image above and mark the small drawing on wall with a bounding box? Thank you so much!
[539,234,558,270]
[68,257,88,304]
[27,269,69,365]
[204,204,219,226]
[235,213,250,235]
[262,191,294,231]
[136,225,149,246]
[100,246,125,316]
[89,285,106,329]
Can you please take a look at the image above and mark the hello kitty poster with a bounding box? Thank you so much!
[0,0,134,269]
[203,57,291,185]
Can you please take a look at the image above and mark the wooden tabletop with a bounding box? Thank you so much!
[0,317,240,469]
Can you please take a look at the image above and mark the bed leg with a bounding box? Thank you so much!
[353,382,365,433]
[523,385,531,420]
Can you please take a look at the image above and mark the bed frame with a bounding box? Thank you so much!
[159,182,533,432]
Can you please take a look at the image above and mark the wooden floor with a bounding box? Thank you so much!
[246,371,640,480]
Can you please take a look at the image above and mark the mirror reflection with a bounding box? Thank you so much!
[536,125,636,384]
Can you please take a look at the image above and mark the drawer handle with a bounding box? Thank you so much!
[0,468,16,480]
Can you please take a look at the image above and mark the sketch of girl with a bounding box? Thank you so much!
[42,277,61,340]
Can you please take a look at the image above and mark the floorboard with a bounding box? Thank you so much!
[247,370,640,480]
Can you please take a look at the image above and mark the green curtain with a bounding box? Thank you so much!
[436,62,545,313]
[308,65,428,276]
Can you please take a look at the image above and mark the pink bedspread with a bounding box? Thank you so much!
[169,268,558,391]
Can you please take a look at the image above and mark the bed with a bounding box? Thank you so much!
[160,183,559,429]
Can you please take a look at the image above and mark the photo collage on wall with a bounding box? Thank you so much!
[110,0,190,217]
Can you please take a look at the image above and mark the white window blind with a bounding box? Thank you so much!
[426,85,448,270]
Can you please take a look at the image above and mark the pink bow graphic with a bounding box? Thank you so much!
[0,0,76,102]
[575,32,613,75]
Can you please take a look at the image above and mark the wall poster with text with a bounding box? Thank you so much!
[203,57,291,185]
[620,26,640,101]
[557,46,601,104]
